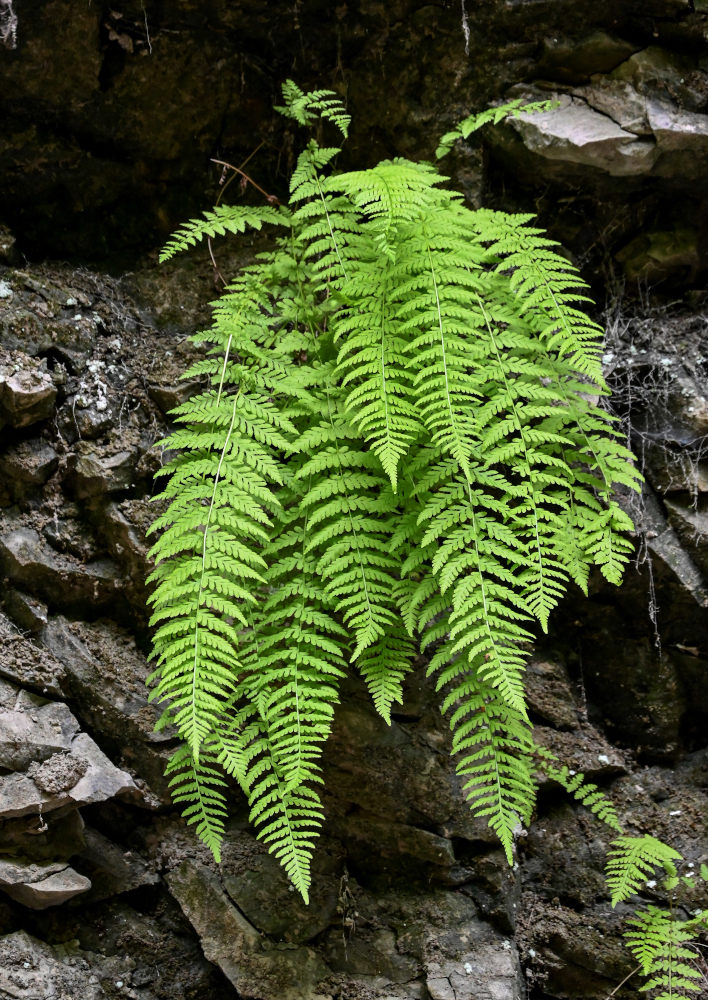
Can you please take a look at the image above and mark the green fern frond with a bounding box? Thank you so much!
[436,97,559,159]
[165,744,229,861]
[536,749,623,833]
[625,905,708,997]
[159,204,287,262]
[607,836,683,907]
[276,79,351,138]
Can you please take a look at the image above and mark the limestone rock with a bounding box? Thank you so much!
[664,499,708,577]
[0,355,56,427]
[0,805,86,863]
[77,827,160,902]
[68,444,138,498]
[166,859,330,1000]
[0,687,137,819]
[0,611,64,695]
[509,95,658,176]
[534,724,628,780]
[0,931,107,998]
[525,658,580,730]
[221,828,342,944]
[0,519,123,613]
[648,99,708,179]
[0,858,91,908]
[538,31,638,82]
[0,438,58,491]
[39,616,174,801]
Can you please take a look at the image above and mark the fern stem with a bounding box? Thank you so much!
[315,175,347,280]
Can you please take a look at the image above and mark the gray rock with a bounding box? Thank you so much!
[509,95,658,176]
[538,31,637,81]
[0,611,64,695]
[326,700,498,846]
[525,658,580,730]
[648,99,708,179]
[0,805,86,863]
[664,499,708,577]
[0,698,76,771]
[577,79,651,135]
[221,828,342,944]
[0,438,59,491]
[616,228,702,282]
[0,930,107,998]
[0,357,57,427]
[518,901,632,998]
[68,445,138,498]
[77,827,160,903]
[0,520,122,612]
[148,379,201,415]
[337,812,455,872]
[0,858,91,908]
[27,751,89,794]
[167,859,330,1000]
[0,691,136,819]
[39,616,174,801]
[3,590,49,635]
[534,723,628,781]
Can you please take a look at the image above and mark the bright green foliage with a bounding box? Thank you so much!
[536,748,623,833]
[435,96,559,159]
[148,82,642,902]
[606,835,684,907]
[625,905,708,998]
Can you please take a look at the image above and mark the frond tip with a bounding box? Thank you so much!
[606,835,683,907]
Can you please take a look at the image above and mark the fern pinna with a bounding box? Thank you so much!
[147,82,641,901]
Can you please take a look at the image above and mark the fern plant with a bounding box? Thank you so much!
[147,81,643,903]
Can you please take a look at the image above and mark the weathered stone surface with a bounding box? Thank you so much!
[0,805,85,863]
[0,612,64,695]
[68,444,138,498]
[325,697,498,846]
[575,79,651,134]
[538,31,638,82]
[0,699,76,771]
[509,95,658,176]
[221,828,342,944]
[525,658,580,730]
[665,499,708,577]
[39,616,175,800]
[0,438,58,490]
[518,899,632,998]
[616,227,703,282]
[0,687,136,819]
[0,858,91,908]
[0,519,122,613]
[648,99,708,178]
[0,355,56,427]
[535,724,628,781]
[167,859,330,1000]
[0,931,107,999]
[77,827,160,903]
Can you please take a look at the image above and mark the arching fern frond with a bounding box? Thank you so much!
[159,204,287,261]
[606,835,683,908]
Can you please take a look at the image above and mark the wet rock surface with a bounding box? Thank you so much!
[0,3,706,995]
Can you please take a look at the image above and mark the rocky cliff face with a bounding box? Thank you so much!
[0,2,707,998]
